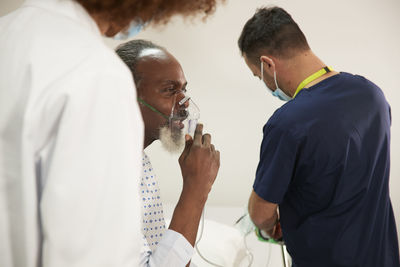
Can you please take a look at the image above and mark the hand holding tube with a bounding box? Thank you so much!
[169,124,220,247]
[178,123,220,202]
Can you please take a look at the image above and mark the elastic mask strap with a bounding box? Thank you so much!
[137,97,169,119]
[273,70,279,90]
[261,61,264,81]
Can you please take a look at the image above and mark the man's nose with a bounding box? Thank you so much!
[176,94,190,109]
[180,99,189,109]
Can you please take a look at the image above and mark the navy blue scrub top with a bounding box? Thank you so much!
[253,72,400,267]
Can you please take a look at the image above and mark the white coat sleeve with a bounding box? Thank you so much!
[139,229,194,266]
[38,66,144,267]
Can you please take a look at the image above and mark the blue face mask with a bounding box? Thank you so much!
[261,61,292,102]
[113,20,143,40]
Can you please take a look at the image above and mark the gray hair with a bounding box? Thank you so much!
[115,39,165,86]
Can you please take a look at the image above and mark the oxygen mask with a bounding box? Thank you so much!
[169,94,200,137]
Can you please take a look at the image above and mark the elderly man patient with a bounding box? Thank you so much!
[116,40,220,267]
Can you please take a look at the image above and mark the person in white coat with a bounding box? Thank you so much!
[0,0,223,266]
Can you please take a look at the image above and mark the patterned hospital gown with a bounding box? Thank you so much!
[140,152,166,252]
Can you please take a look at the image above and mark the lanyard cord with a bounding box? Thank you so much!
[293,66,333,98]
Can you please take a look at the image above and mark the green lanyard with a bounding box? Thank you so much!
[293,66,333,98]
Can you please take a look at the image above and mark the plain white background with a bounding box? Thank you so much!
[1,0,399,256]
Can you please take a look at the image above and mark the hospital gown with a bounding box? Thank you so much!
[139,152,196,267]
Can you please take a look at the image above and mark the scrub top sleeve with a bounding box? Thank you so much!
[253,123,299,204]
[39,68,143,267]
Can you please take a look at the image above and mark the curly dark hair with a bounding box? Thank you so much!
[76,0,224,35]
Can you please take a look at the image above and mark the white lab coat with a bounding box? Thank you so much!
[0,0,144,266]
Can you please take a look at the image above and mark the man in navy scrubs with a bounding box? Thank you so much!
[238,6,399,267]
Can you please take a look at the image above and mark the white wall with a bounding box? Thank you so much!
[1,0,400,238]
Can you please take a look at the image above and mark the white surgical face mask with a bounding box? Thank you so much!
[261,61,292,102]
[113,20,143,40]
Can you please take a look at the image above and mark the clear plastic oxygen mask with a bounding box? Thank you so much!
[169,94,200,137]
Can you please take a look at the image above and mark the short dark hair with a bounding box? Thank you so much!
[238,6,310,64]
[115,39,165,86]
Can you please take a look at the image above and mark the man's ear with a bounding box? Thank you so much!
[260,55,275,76]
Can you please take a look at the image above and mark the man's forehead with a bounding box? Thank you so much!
[135,49,186,87]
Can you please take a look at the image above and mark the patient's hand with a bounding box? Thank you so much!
[169,123,220,247]
[178,123,220,203]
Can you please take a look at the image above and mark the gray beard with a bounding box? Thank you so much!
[159,125,185,154]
